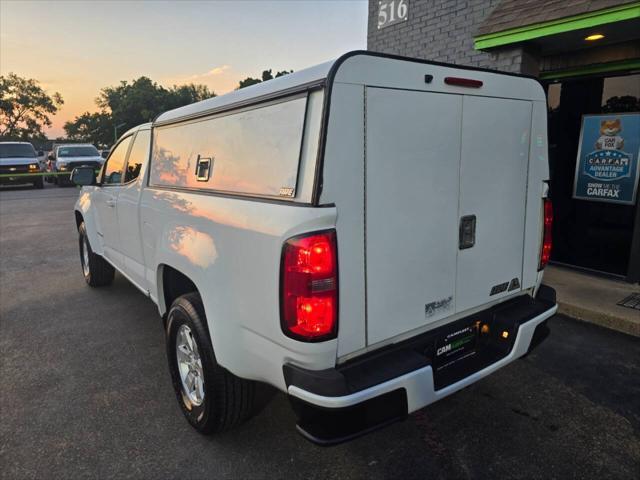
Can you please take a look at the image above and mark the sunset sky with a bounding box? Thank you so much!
[0,0,368,138]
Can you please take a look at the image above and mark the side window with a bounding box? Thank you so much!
[124,130,150,183]
[151,95,307,197]
[103,136,132,185]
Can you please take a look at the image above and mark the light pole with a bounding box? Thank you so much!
[114,123,126,143]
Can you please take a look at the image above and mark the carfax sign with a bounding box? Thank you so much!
[573,113,640,205]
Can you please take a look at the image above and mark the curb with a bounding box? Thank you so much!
[557,301,640,337]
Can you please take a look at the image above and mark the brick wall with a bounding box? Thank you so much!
[367,0,535,74]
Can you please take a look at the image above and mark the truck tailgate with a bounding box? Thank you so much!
[365,87,532,346]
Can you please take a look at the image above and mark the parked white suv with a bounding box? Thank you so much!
[72,51,557,444]
[50,144,103,186]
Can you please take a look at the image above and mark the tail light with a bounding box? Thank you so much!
[444,76,483,88]
[281,230,338,341]
[539,198,553,270]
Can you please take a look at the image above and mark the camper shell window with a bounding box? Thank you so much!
[149,95,308,198]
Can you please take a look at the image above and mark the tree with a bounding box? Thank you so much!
[95,77,215,140]
[167,83,215,110]
[238,77,262,89]
[63,111,113,148]
[64,77,215,146]
[0,73,63,139]
[602,95,640,113]
[237,69,293,89]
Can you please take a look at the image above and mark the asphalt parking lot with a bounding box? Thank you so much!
[1,183,639,479]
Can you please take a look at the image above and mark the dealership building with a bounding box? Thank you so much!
[368,0,640,283]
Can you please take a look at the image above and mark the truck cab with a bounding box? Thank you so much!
[0,142,43,189]
[73,51,557,444]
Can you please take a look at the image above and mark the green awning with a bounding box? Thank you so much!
[474,1,640,50]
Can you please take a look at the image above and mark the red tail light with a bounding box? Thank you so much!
[539,198,553,270]
[281,230,338,341]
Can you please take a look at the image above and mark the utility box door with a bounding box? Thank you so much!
[455,95,532,312]
[365,87,462,346]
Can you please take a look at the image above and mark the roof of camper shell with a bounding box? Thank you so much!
[154,59,335,125]
[154,50,546,125]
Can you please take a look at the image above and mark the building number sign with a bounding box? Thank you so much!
[378,0,408,29]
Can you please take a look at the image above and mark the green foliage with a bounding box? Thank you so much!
[602,95,640,113]
[0,73,63,139]
[63,112,113,148]
[169,84,215,110]
[237,69,293,89]
[237,77,262,89]
[65,77,216,146]
[97,77,215,133]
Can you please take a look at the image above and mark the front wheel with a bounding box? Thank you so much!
[166,293,255,434]
[34,177,44,189]
[78,222,114,287]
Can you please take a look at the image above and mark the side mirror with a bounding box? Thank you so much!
[47,154,55,161]
[38,150,44,156]
[71,166,97,186]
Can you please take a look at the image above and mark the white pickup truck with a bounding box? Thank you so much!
[72,51,557,444]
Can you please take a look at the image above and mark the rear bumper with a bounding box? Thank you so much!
[285,286,557,444]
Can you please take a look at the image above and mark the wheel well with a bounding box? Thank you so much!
[162,265,198,313]
[74,211,83,230]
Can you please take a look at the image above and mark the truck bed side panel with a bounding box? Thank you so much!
[139,189,338,390]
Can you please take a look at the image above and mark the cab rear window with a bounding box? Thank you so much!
[150,95,307,198]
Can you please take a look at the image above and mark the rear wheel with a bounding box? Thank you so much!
[166,293,255,434]
[78,222,114,287]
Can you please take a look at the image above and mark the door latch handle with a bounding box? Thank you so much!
[459,215,476,249]
[194,154,213,182]
[106,198,116,207]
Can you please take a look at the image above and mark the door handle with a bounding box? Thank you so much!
[459,215,476,249]
[194,154,213,182]
[105,198,116,207]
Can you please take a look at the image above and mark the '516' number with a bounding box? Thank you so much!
[378,0,408,29]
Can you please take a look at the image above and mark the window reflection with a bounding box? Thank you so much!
[125,130,150,183]
[150,96,307,196]
[545,72,639,276]
[602,74,640,112]
[103,136,132,185]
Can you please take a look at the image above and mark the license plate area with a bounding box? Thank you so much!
[434,323,479,370]
[429,308,518,390]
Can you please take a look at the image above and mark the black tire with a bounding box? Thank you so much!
[78,222,114,287]
[34,177,44,189]
[166,293,255,434]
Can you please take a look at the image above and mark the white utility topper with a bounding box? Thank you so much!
[72,51,557,444]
